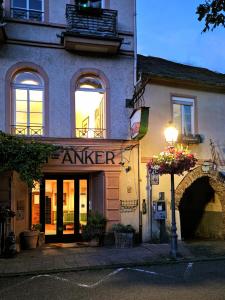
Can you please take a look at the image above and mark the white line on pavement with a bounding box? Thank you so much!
[183,262,193,281]
[77,268,124,288]
[0,266,179,294]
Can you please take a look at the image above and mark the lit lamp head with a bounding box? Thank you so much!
[164,122,178,145]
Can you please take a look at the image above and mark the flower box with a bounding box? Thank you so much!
[114,232,134,248]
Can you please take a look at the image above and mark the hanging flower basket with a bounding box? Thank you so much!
[147,146,197,175]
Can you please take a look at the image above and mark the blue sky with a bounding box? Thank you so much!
[137,0,225,73]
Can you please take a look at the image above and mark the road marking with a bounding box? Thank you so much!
[183,262,193,281]
[77,268,124,288]
[127,267,176,279]
[0,266,178,294]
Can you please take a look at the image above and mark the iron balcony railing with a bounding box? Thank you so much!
[75,127,106,139]
[10,8,44,22]
[65,4,118,37]
[11,125,44,137]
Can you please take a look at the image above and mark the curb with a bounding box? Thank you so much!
[1,255,225,278]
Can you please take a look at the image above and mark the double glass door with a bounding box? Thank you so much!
[40,175,88,242]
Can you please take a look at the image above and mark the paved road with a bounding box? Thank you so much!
[1,260,225,300]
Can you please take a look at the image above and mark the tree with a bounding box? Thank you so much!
[197,0,225,32]
[0,131,58,188]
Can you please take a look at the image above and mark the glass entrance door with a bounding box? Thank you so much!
[40,176,88,242]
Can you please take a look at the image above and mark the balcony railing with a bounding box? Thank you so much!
[65,4,118,38]
[75,127,106,138]
[11,125,44,137]
[10,8,44,22]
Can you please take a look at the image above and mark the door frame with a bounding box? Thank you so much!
[40,173,89,243]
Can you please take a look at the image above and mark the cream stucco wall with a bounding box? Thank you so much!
[140,83,225,241]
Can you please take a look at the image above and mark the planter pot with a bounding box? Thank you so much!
[22,230,39,249]
[89,237,100,247]
[37,232,45,247]
[114,232,134,248]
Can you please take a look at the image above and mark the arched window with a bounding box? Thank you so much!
[75,75,106,138]
[11,71,44,136]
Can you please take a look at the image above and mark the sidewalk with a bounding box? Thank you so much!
[0,241,225,277]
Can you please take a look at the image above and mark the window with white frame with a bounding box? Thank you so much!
[172,96,195,136]
[76,0,103,9]
[11,71,44,136]
[11,0,44,21]
[75,75,106,138]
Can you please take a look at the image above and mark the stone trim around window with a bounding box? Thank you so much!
[170,93,198,136]
[70,68,111,139]
[5,62,49,136]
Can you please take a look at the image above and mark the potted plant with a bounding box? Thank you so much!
[21,224,40,250]
[32,224,45,247]
[112,223,135,248]
[147,146,197,176]
[82,211,107,246]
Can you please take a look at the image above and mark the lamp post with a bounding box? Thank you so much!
[164,122,178,259]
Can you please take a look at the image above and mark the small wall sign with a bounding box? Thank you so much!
[130,107,149,140]
[150,166,160,185]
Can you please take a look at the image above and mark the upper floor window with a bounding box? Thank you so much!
[11,71,44,136]
[11,0,44,21]
[75,75,106,138]
[76,0,102,9]
[172,96,195,136]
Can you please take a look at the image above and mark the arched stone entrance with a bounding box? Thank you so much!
[175,166,225,239]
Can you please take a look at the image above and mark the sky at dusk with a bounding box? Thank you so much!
[137,0,225,73]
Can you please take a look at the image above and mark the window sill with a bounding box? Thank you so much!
[178,134,202,144]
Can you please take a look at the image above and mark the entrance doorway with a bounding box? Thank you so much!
[32,175,89,243]
[179,176,223,240]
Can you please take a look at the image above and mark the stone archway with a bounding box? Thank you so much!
[175,166,225,239]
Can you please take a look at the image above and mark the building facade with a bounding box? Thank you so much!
[0,0,140,243]
[135,55,225,242]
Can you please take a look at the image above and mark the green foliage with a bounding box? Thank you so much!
[112,223,135,233]
[31,224,42,231]
[197,0,225,32]
[82,211,107,241]
[0,207,15,222]
[0,131,58,188]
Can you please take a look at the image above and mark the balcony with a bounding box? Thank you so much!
[63,4,122,54]
[0,3,6,44]
[75,127,106,139]
[11,125,44,137]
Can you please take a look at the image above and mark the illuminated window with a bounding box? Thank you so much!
[172,96,194,136]
[11,0,44,21]
[76,0,102,9]
[11,71,44,136]
[75,75,106,138]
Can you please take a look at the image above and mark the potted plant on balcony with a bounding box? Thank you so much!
[112,223,135,248]
[82,211,107,246]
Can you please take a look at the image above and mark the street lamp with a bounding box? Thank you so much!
[164,122,178,146]
[164,122,178,258]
